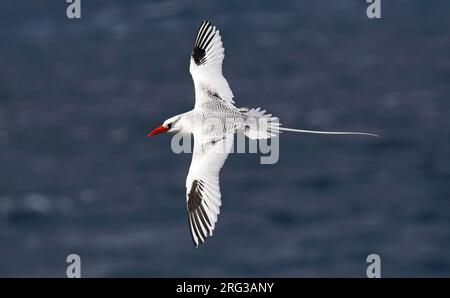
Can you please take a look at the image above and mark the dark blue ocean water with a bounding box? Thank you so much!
[0,0,449,277]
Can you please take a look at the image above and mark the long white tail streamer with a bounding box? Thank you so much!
[278,127,380,138]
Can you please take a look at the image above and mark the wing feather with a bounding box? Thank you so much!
[189,20,235,108]
[185,133,233,247]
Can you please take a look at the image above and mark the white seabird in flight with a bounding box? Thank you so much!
[148,21,379,246]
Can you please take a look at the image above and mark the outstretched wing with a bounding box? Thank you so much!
[189,20,235,108]
[185,133,234,246]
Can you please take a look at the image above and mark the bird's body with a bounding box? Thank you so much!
[148,21,378,247]
[175,104,273,141]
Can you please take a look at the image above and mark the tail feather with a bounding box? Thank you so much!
[278,127,380,138]
[242,107,379,139]
[243,107,281,139]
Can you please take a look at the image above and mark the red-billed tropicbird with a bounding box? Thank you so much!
[148,20,379,247]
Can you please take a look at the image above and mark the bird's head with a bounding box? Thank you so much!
[148,114,183,137]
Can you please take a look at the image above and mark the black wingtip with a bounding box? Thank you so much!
[192,47,205,65]
[192,21,218,66]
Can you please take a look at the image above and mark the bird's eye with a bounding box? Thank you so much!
[167,123,172,129]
